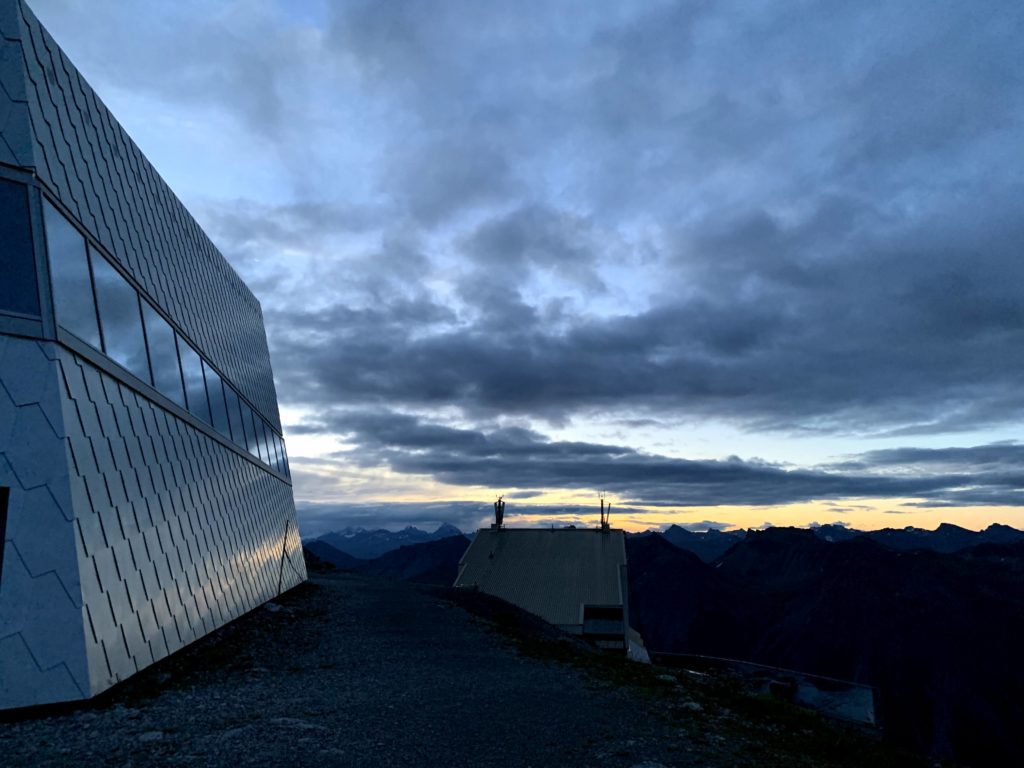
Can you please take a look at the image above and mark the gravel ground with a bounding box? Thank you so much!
[0,573,920,767]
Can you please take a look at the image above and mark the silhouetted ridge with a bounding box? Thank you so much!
[633,522,1024,563]
[810,524,861,543]
[625,525,1024,764]
[626,534,733,654]
[302,543,339,573]
[658,525,746,562]
[980,523,1024,544]
[958,539,1024,564]
[814,522,1024,554]
[357,535,471,585]
[304,540,364,571]
[305,535,472,585]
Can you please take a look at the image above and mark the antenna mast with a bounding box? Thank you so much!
[599,492,610,532]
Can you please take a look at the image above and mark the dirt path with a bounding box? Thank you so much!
[0,574,918,767]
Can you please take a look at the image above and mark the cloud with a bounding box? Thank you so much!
[30,0,1024,519]
[39,0,1023,436]
[823,443,1024,507]
[835,443,1024,472]
[458,204,610,292]
[295,409,1023,508]
[265,209,1024,431]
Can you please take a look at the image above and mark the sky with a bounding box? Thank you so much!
[29,0,1024,535]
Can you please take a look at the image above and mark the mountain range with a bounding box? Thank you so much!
[635,525,746,562]
[312,523,464,560]
[626,528,1024,765]
[309,520,1024,564]
[635,522,1024,562]
[305,533,471,585]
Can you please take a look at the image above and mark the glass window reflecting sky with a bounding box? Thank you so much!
[44,201,101,348]
[178,338,210,425]
[40,199,287,476]
[204,361,231,439]
[92,253,149,383]
[142,301,185,407]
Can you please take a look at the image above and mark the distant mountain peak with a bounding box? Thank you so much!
[659,525,746,563]
[317,522,466,560]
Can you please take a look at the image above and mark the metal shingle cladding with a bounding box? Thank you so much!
[0,336,306,707]
[455,528,626,628]
[0,0,306,709]
[3,0,280,429]
[56,346,305,693]
[0,337,90,708]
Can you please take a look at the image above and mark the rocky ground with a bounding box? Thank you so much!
[0,573,925,767]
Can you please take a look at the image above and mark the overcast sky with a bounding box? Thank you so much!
[30,0,1024,534]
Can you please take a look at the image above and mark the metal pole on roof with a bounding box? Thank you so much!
[599,493,610,531]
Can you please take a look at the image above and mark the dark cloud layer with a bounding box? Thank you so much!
[267,198,1024,432]
[297,410,1023,508]
[37,0,1024,433]
[288,1,1024,435]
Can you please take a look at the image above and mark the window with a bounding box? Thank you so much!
[178,338,210,424]
[203,361,231,439]
[91,253,149,383]
[271,433,282,473]
[39,199,288,475]
[261,422,273,469]
[275,434,285,474]
[141,302,185,407]
[251,409,266,463]
[262,420,275,467]
[239,399,258,458]
[267,428,280,472]
[0,179,40,317]
[224,385,244,445]
[44,201,101,347]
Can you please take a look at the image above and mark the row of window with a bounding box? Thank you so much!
[42,200,289,478]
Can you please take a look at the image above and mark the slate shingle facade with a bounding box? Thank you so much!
[0,0,306,709]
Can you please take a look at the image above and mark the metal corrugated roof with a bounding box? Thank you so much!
[454,528,627,627]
